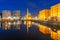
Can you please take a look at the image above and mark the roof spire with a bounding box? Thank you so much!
[27,8,28,15]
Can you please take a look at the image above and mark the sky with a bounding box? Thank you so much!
[0,0,60,16]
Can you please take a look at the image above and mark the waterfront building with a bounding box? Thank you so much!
[38,9,50,21]
[2,10,11,30]
[13,10,20,30]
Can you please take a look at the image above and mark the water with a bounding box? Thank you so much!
[0,23,53,40]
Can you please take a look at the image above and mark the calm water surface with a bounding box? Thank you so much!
[0,23,53,40]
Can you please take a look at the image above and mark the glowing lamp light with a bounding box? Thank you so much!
[49,28,51,30]
[29,21,31,24]
[13,22,16,25]
[48,16,50,19]
[7,16,13,20]
[13,17,16,19]
[24,21,26,24]
[8,16,11,19]
[8,22,11,25]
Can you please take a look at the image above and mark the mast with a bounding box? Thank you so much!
[26,8,29,32]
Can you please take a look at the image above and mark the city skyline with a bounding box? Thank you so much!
[0,0,60,40]
[0,0,60,16]
[0,3,60,30]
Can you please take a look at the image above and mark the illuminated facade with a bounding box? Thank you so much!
[13,10,20,30]
[38,9,50,20]
[13,10,20,17]
[2,10,11,30]
[50,5,57,17]
[37,3,60,40]
[50,3,60,21]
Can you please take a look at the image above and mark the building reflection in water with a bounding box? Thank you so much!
[37,23,60,40]
[1,3,60,40]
